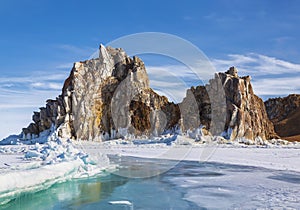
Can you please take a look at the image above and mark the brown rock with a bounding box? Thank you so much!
[225,66,238,78]
[21,47,279,143]
[180,67,278,141]
[265,94,300,141]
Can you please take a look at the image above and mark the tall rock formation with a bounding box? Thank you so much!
[21,46,278,142]
[265,94,300,141]
[180,67,278,141]
[22,45,180,141]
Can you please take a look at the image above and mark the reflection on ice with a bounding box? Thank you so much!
[3,174,128,210]
[2,156,300,209]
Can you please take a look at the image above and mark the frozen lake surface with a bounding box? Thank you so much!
[2,156,300,209]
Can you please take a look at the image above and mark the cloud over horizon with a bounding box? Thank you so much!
[212,53,300,98]
[0,70,69,138]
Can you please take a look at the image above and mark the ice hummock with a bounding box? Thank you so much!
[0,128,114,205]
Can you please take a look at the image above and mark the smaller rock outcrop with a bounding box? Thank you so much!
[265,94,300,141]
[180,67,278,141]
[225,66,238,78]
[22,98,66,139]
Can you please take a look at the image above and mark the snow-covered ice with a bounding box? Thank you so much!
[0,130,113,205]
[77,135,300,173]
[1,131,300,207]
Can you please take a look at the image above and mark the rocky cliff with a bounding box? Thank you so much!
[22,46,278,142]
[265,94,300,141]
[180,67,278,141]
[22,45,179,141]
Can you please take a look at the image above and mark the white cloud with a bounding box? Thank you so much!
[48,82,62,90]
[0,70,68,138]
[203,12,244,22]
[56,44,96,56]
[212,53,300,76]
[0,44,95,139]
[0,88,60,109]
[31,82,43,87]
[0,92,58,139]
[56,62,74,69]
[212,53,300,97]
[30,82,62,90]
[147,65,207,103]
[0,107,34,139]
[0,72,68,83]
[252,77,300,96]
[147,65,198,80]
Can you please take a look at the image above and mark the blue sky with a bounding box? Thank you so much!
[0,0,300,138]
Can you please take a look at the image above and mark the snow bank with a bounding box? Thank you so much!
[0,131,113,205]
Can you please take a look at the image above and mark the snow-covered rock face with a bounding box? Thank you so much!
[22,45,179,141]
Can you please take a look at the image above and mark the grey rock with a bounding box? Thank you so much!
[22,45,179,141]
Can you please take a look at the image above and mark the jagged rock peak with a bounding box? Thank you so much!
[22,45,179,141]
[225,66,239,78]
[180,69,278,141]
